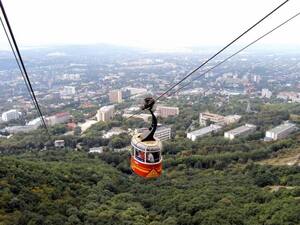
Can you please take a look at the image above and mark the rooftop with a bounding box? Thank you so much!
[3,109,18,114]
[267,122,296,134]
[100,105,114,112]
[188,125,222,136]
[225,124,256,135]
[55,112,70,117]
[157,105,179,109]
[200,112,225,120]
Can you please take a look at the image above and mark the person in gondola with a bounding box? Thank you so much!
[147,152,154,163]
[136,150,145,162]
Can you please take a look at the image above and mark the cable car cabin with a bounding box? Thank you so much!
[130,97,162,178]
[131,134,162,178]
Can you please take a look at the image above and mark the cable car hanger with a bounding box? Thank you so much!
[140,97,157,142]
[130,97,162,178]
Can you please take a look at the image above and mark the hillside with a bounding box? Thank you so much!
[1,150,300,225]
[259,147,300,167]
[0,100,300,224]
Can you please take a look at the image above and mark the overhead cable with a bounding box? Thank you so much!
[155,0,290,101]
[0,0,48,131]
[169,11,300,96]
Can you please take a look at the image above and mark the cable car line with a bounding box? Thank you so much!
[0,0,48,131]
[168,11,300,97]
[129,9,300,177]
[127,0,290,120]
[0,16,39,114]
[154,0,289,102]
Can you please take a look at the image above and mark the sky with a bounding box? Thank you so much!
[0,0,300,50]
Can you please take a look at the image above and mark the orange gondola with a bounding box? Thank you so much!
[130,97,162,178]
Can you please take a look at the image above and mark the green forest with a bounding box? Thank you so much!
[1,149,300,225]
[0,100,300,225]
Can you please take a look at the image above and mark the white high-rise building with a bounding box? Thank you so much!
[27,117,44,128]
[1,109,20,122]
[108,90,122,103]
[261,88,272,98]
[224,115,242,125]
[156,105,179,118]
[154,126,172,141]
[136,125,171,141]
[62,74,81,80]
[46,112,71,126]
[61,86,76,96]
[126,87,148,96]
[96,105,115,122]
[253,74,261,83]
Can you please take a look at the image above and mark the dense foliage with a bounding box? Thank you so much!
[0,101,299,224]
[0,150,300,225]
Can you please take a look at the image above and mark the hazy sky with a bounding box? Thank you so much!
[0,0,300,50]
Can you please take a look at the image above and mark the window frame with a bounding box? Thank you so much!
[132,142,162,164]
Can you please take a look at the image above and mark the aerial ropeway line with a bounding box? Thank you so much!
[0,0,49,131]
[127,0,290,121]
[128,0,300,178]
[168,11,300,97]
[154,0,290,102]
[0,17,39,117]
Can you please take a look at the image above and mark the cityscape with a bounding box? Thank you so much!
[0,45,299,150]
[1,44,300,225]
[1,0,300,223]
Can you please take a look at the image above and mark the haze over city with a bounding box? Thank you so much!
[1,0,300,50]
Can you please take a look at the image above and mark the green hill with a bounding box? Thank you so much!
[1,150,300,225]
